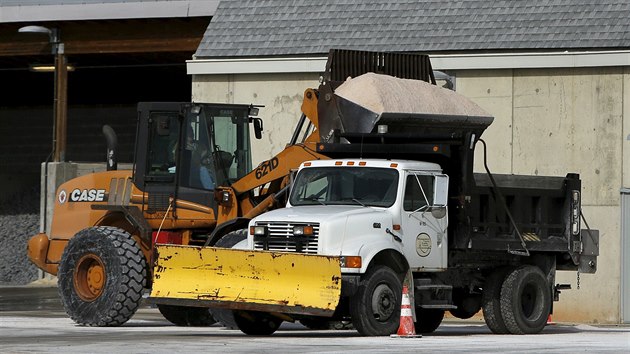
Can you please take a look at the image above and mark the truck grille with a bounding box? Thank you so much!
[253,222,319,254]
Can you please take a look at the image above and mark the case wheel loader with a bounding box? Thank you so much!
[26,49,436,327]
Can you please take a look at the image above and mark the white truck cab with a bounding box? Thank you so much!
[248,158,450,274]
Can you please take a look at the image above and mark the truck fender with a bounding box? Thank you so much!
[342,237,406,274]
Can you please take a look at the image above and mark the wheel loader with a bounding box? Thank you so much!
[26,49,436,327]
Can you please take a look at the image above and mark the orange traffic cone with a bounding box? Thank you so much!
[546,314,556,326]
[390,284,422,338]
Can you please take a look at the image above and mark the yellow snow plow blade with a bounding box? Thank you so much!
[150,245,342,316]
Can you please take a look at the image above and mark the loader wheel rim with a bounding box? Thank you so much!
[74,254,106,301]
[371,283,395,321]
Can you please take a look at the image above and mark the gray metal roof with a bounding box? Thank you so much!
[195,0,630,58]
[0,0,218,22]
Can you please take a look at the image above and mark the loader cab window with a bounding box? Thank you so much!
[404,174,434,212]
[179,106,252,190]
[146,113,180,181]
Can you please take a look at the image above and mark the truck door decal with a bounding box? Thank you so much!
[416,233,432,257]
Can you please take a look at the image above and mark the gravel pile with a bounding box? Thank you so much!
[335,72,492,118]
[0,186,41,285]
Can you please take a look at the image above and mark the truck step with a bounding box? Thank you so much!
[418,304,458,310]
[415,284,453,291]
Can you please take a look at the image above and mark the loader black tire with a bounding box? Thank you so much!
[57,226,146,326]
[157,304,216,326]
[449,288,482,319]
[415,308,444,334]
[350,265,402,336]
[500,265,551,334]
[233,310,282,335]
[482,267,511,334]
[300,318,354,330]
[208,229,248,330]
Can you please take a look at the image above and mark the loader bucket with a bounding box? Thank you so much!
[150,245,342,316]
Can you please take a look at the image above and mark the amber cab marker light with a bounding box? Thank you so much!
[341,256,362,268]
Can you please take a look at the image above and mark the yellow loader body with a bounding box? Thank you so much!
[150,245,342,316]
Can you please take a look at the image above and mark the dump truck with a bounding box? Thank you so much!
[150,71,599,336]
[26,50,437,327]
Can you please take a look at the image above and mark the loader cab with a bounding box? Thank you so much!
[134,102,260,211]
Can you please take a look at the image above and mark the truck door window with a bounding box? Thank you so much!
[404,174,434,212]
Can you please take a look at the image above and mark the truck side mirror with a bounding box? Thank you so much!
[430,206,447,219]
[251,117,263,139]
[433,175,449,207]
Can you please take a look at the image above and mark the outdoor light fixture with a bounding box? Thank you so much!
[18,25,68,162]
[29,64,75,72]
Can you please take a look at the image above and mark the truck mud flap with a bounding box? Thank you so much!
[149,245,342,317]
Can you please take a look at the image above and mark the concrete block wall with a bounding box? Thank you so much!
[192,66,628,324]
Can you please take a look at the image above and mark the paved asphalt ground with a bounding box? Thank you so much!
[1,286,628,353]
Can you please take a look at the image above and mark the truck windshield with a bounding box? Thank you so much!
[290,167,399,207]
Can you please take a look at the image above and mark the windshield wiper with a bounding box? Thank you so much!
[305,196,326,206]
[351,198,366,207]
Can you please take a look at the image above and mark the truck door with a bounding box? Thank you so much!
[400,172,449,271]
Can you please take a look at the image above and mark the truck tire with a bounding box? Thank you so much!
[57,226,146,326]
[415,308,444,333]
[233,310,282,335]
[209,229,248,330]
[500,265,551,334]
[482,267,511,334]
[350,265,402,336]
[157,304,216,326]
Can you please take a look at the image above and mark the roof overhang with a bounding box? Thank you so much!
[1,0,219,23]
[187,50,630,75]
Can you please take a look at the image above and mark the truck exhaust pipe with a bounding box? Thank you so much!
[102,125,118,171]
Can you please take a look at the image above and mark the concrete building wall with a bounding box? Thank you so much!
[191,66,627,323]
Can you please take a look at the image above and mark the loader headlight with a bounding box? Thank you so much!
[250,226,267,236]
[293,225,313,236]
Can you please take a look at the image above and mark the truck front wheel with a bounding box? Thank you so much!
[500,265,551,334]
[57,226,146,326]
[350,265,402,336]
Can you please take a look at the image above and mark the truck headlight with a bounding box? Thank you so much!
[250,226,267,236]
[293,225,313,236]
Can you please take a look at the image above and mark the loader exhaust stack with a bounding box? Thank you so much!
[102,124,117,171]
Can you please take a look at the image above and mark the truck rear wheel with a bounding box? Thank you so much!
[500,265,551,334]
[233,310,282,335]
[209,229,248,329]
[157,304,216,326]
[482,267,511,334]
[57,226,146,326]
[350,265,402,336]
[415,308,444,333]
